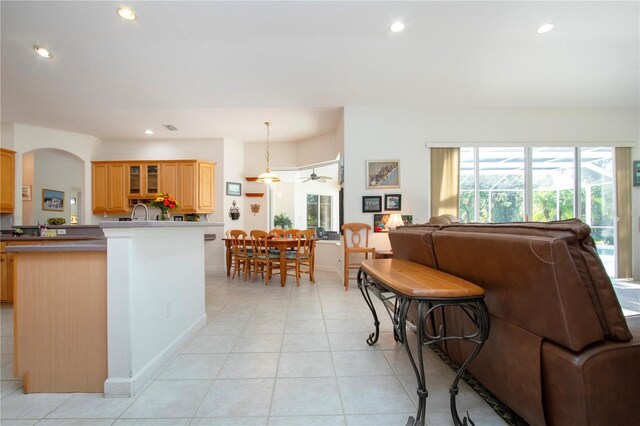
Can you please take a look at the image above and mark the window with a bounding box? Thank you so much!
[307,195,332,230]
[268,162,339,232]
[459,146,616,275]
[532,147,575,222]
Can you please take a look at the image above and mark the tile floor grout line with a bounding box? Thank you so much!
[191,273,267,421]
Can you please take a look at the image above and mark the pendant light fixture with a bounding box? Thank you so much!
[256,121,281,184]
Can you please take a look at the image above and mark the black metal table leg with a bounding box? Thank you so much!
[396,297,490,426]
[357,268,381,345]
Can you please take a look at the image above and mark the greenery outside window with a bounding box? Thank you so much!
[307,194,332,230]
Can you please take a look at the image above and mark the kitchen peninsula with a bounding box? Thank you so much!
[7,220,220,396]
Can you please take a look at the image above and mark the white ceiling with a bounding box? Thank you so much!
[1,1,638,142]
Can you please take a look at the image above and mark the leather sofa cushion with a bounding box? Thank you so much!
[436,219,631,341]
[388,227,439,268]
[541,315,640,426]
[430,231,603,351]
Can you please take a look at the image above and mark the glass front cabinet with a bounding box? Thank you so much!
[128,163,159,206]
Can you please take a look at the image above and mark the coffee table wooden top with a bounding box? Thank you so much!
[360,259,484,299]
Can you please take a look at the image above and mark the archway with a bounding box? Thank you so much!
[21,148,85,225]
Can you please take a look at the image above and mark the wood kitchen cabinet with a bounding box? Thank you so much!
[128,163,159,197]
[91,162,128,214]
[0,243,15,302]
[159,161,214,213]
[0,148,16,213]
[92,160,215,215]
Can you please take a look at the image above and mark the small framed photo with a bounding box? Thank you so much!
[362,196,382,213]
[366,160,400,189]
[385,194,401,211]
[42,188,64,211]
[634,161,640,186]
[173,215,184,221]
[22,185,32,201]
[226,182,242,196]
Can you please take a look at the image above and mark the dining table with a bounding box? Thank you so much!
[222,237,316,286]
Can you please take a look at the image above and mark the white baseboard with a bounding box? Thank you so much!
[104,313,207,398]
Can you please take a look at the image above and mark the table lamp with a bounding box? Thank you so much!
[386,213,404,232]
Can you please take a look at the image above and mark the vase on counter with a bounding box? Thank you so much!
[159,209,170,221]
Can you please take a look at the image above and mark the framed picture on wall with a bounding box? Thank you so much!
[22,185,32,201]
[366,160,400,189]
[634,161,640,186]
[362,196,382,213]
[42,189,64,211]
[384,194,401,211]
[226,182,242,196]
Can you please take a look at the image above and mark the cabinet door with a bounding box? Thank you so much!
[0,149,15,213]
[197,162,215,213]
[128,164,141,195]
[108,163,128,213]
[146,164,159,195]
[0,251,13,302]
[180,162,197,212]
[92,163,109,214]
[160,163,179,197]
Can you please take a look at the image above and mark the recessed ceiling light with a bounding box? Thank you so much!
[537,23,555,34]
[117,7,137,21]
[144,129,154,135]
[33,45,52,59]
[390,22,405,33]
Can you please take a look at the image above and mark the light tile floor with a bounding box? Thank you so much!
[0,271,506,425]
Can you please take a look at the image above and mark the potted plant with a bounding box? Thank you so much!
[273,213,292,229]
[229,201,240,220]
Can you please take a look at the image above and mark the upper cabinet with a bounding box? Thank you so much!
[0,148,16,213]
[92,162,128,214]
[92,160,215,215]
[128,163,159,197]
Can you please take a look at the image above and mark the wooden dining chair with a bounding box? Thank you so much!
[229,229,252,280]
[250,230,279,285]
[268,228,286,238]
[270,229,315,287]
[341,223,376,290]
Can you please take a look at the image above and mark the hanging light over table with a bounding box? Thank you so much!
[256,121,280,184]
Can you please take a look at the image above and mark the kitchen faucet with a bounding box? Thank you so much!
[131,202,149,221]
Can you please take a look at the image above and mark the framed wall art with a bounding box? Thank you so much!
[634,161,640,186]
[362,196,382,213]
[42,189,64,212]
[384,194,401,211]
[366,160,400,189]
[226,182,242,196]
[22,185,32,201]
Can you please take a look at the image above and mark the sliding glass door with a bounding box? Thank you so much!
[459,146,616,275]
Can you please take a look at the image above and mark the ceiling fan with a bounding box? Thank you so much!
[301,169,333,183]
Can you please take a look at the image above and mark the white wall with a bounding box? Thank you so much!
[297,132,340,167]
[343,107,640,256]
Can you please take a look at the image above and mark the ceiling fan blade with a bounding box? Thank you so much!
[302,177,311,183]
[318,176,333,180]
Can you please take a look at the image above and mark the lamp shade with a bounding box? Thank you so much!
[386,213,404,231]
[256,169,281,184]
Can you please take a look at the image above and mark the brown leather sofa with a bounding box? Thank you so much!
[389,219,640,426]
